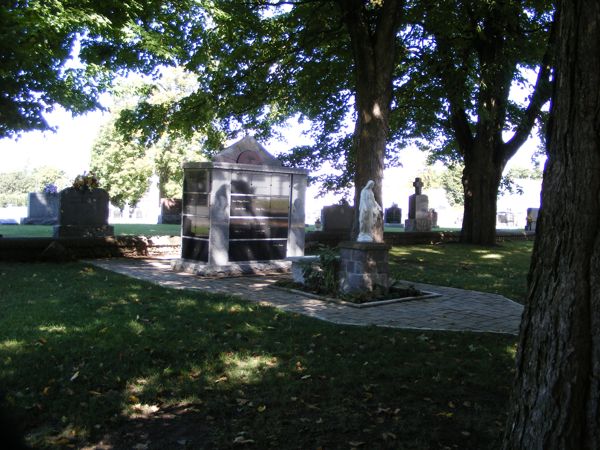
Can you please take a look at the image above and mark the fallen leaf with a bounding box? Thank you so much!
[70,371,79,382]
[257,405,267,412]
[382,432,397,440]
[348,441,365,447]
[233,436,255,444]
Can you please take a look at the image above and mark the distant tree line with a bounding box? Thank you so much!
[0,166,69,207]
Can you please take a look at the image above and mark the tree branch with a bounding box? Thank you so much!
[502,10,556,160]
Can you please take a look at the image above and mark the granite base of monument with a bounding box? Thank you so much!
[338,241,390,294]
[53,188,114,239]
[53,225,114,238]
[405,218,432,232]
[172,259,291,277]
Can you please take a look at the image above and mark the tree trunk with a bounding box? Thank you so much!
[503,1,600,448]
[461,142,504,246]
[351,87,388,243]
[338,0,404,243]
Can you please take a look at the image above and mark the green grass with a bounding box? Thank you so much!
[0,224,180,238]
[389,240,533,302]
[0,262,517,449]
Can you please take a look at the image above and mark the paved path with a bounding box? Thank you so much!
[88,258,524,335]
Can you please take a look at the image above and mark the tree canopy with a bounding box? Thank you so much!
[2,0,553,243]
[90,68,206,210]
[0,0,199,138]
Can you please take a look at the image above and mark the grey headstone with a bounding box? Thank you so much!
[23,192,59,224]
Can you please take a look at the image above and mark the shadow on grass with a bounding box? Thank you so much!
[1,262,517,449]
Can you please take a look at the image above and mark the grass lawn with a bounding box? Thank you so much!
[0,223,181,238]
[0,262,517,449]
[389,240,533,303]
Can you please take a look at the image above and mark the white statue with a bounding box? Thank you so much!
[357,180,382,242]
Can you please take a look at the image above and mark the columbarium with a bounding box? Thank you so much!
[173,136,308,275]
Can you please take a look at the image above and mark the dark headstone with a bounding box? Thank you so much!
[384,204,402,224]
[53,188,114,238]
[321,204,354,233]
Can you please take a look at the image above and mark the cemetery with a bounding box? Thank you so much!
[3,0,597,448]
[0,146,535,448]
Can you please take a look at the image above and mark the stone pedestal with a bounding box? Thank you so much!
[53,188,114,238]
[338,241,390,294]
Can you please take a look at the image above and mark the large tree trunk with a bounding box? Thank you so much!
[460,145,504,246]
[503,1,600,448]
[351,83,388,243]
[338,0,404,243]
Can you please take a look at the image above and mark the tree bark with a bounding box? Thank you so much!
[460,144,504,245]
[338,0,404,242]
[503,1,600,448]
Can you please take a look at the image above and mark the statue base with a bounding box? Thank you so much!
[338,241,390,294]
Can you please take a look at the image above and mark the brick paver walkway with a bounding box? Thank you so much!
[88,258,524,335]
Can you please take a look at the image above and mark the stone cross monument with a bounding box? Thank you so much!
[405,177,432,232]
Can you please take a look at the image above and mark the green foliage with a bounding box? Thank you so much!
[0,170,35,196]
[440,165,465,207]
[302,247,340,296]
[91,68,207,208]
[0,192,27,207]
[0,0,202,138]
[0,166,68,206]
[506,166,543,180]
[90,120,153,210]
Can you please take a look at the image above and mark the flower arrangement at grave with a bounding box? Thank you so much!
[71,172,99,191]
[42,183,58,195]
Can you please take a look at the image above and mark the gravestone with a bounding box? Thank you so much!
[526,207,539,231]
[174,136,308,271]
[429,208,439,228]
[159,198,182,224]
[22,192,59,225]
[405,177,432,232]
[321,203,354,234]
[384,203,402,227]
[53,188,114,238]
